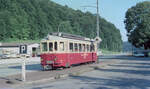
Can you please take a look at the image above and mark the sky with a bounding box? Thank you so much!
[52,0,148,41]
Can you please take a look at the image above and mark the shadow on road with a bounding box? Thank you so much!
[70,55,150,89]
[96,68,150,76]
[109,64,150,69]
[70,74,150,89]
[31,85,53,89]
[99,55,150,61]
[8,64,42,71]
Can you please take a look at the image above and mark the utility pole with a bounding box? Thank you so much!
[81,0,100,37]
[81,0,101,63]
[96,0,100,37]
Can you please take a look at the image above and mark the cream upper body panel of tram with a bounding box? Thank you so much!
[40,34,97,54]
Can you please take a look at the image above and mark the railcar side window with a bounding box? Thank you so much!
[82,44,85,52]
[87,44,90,52]
[74,43,78,52]
[54,42,57,51]
[42,42,47,52]
[60,42,64,51]
[69,43,73,52]
[49,42,53,51]
[79,44,82,52]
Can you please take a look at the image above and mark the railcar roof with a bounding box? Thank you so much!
[41,35,92,43]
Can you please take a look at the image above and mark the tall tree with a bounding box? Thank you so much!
[0,0,123,51]
[124,1,150,49]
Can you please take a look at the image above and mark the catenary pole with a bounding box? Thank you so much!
[97,0,100,37]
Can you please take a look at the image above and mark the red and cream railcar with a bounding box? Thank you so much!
[40,33,98,70]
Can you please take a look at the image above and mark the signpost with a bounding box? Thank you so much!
[20,45,27,82]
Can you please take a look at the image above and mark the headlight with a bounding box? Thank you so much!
[40,58,43,61]
[54,57,57,61]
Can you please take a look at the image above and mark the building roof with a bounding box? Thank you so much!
[0,42,39,47]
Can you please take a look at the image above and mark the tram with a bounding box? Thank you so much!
[40,32,100,70]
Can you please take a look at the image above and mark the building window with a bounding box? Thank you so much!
[60,42,64,51]
[49,42,53,51]
[41,42,47,52]
[69,43,73,52]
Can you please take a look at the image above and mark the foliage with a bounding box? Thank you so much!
[124,1,150,49]
[0,0,122,51]
[101,49,121,55]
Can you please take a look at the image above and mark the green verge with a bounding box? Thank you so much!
[101,49,121,55]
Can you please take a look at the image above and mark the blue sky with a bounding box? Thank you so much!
[52,0,148,41]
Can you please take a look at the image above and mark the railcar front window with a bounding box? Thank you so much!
[49,42,53,51]
[79,44,82,52]
[42,42,47,52]
[90,44,95,52]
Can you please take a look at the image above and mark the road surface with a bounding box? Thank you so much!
[0,57,41,77]
[0,55,113,77]
[11,55,150,89]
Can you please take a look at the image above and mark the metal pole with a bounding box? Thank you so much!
[96,0,100,64]
[97,0,100,37]
[58,24,60,33]
[58,22,63,33]
[22,56,26,82]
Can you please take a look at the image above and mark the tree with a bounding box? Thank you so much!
[0,0,122,51]
[124,1,150,49]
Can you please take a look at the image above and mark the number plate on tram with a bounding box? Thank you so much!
[46,61,53,64]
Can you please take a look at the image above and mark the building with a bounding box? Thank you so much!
[0,42,40,58]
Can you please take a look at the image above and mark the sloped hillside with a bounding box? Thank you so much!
[0,0,122,51]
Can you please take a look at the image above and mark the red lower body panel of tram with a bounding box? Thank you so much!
[40,52,97,69]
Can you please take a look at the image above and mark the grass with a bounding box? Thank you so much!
[148,53,150,57]
[100,49,121,55]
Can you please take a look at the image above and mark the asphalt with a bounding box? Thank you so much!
[14,55,150,89]
[1,55,149,89]
[0,59,118,89]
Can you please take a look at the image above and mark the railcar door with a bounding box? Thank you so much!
[67,42,74,66]
[91,43,95,62]
[65,41,71,67]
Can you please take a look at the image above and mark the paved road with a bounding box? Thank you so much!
[13,55,150,89]
[0,55,113,77]
[0,57,41,77]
